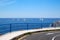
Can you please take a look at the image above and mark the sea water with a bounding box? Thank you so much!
[0,18,60,34]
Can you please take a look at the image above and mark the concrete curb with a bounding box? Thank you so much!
[0,27,60,40]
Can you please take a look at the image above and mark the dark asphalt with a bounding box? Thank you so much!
[21,31,60,40]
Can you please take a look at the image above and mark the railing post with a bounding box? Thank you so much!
[27,23,28,30]
[10,24,12,32]
[41,23,42,28]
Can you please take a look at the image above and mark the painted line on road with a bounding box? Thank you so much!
[46,33,54,35]
[52,35,60,40]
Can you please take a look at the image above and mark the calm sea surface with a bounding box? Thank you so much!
[0,18,60,34]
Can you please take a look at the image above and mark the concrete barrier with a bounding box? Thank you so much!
[0,27,60,40]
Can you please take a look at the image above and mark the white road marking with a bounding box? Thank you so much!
[52,35,60,40]
[46,33,54,35]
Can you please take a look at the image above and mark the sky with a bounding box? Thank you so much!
[0,0,60,18]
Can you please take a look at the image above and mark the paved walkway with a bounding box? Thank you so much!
[0,27,60,40]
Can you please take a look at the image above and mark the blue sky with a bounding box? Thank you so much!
[0,0,60,18]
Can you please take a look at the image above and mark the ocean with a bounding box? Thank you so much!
[0,18,60,34]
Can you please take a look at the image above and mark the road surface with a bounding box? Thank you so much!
[21,31,60,40]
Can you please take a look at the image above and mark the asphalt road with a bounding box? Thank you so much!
[21,31,60,40]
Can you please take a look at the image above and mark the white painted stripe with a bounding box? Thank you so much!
[46,33,54,35]
[52,35,60,40]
